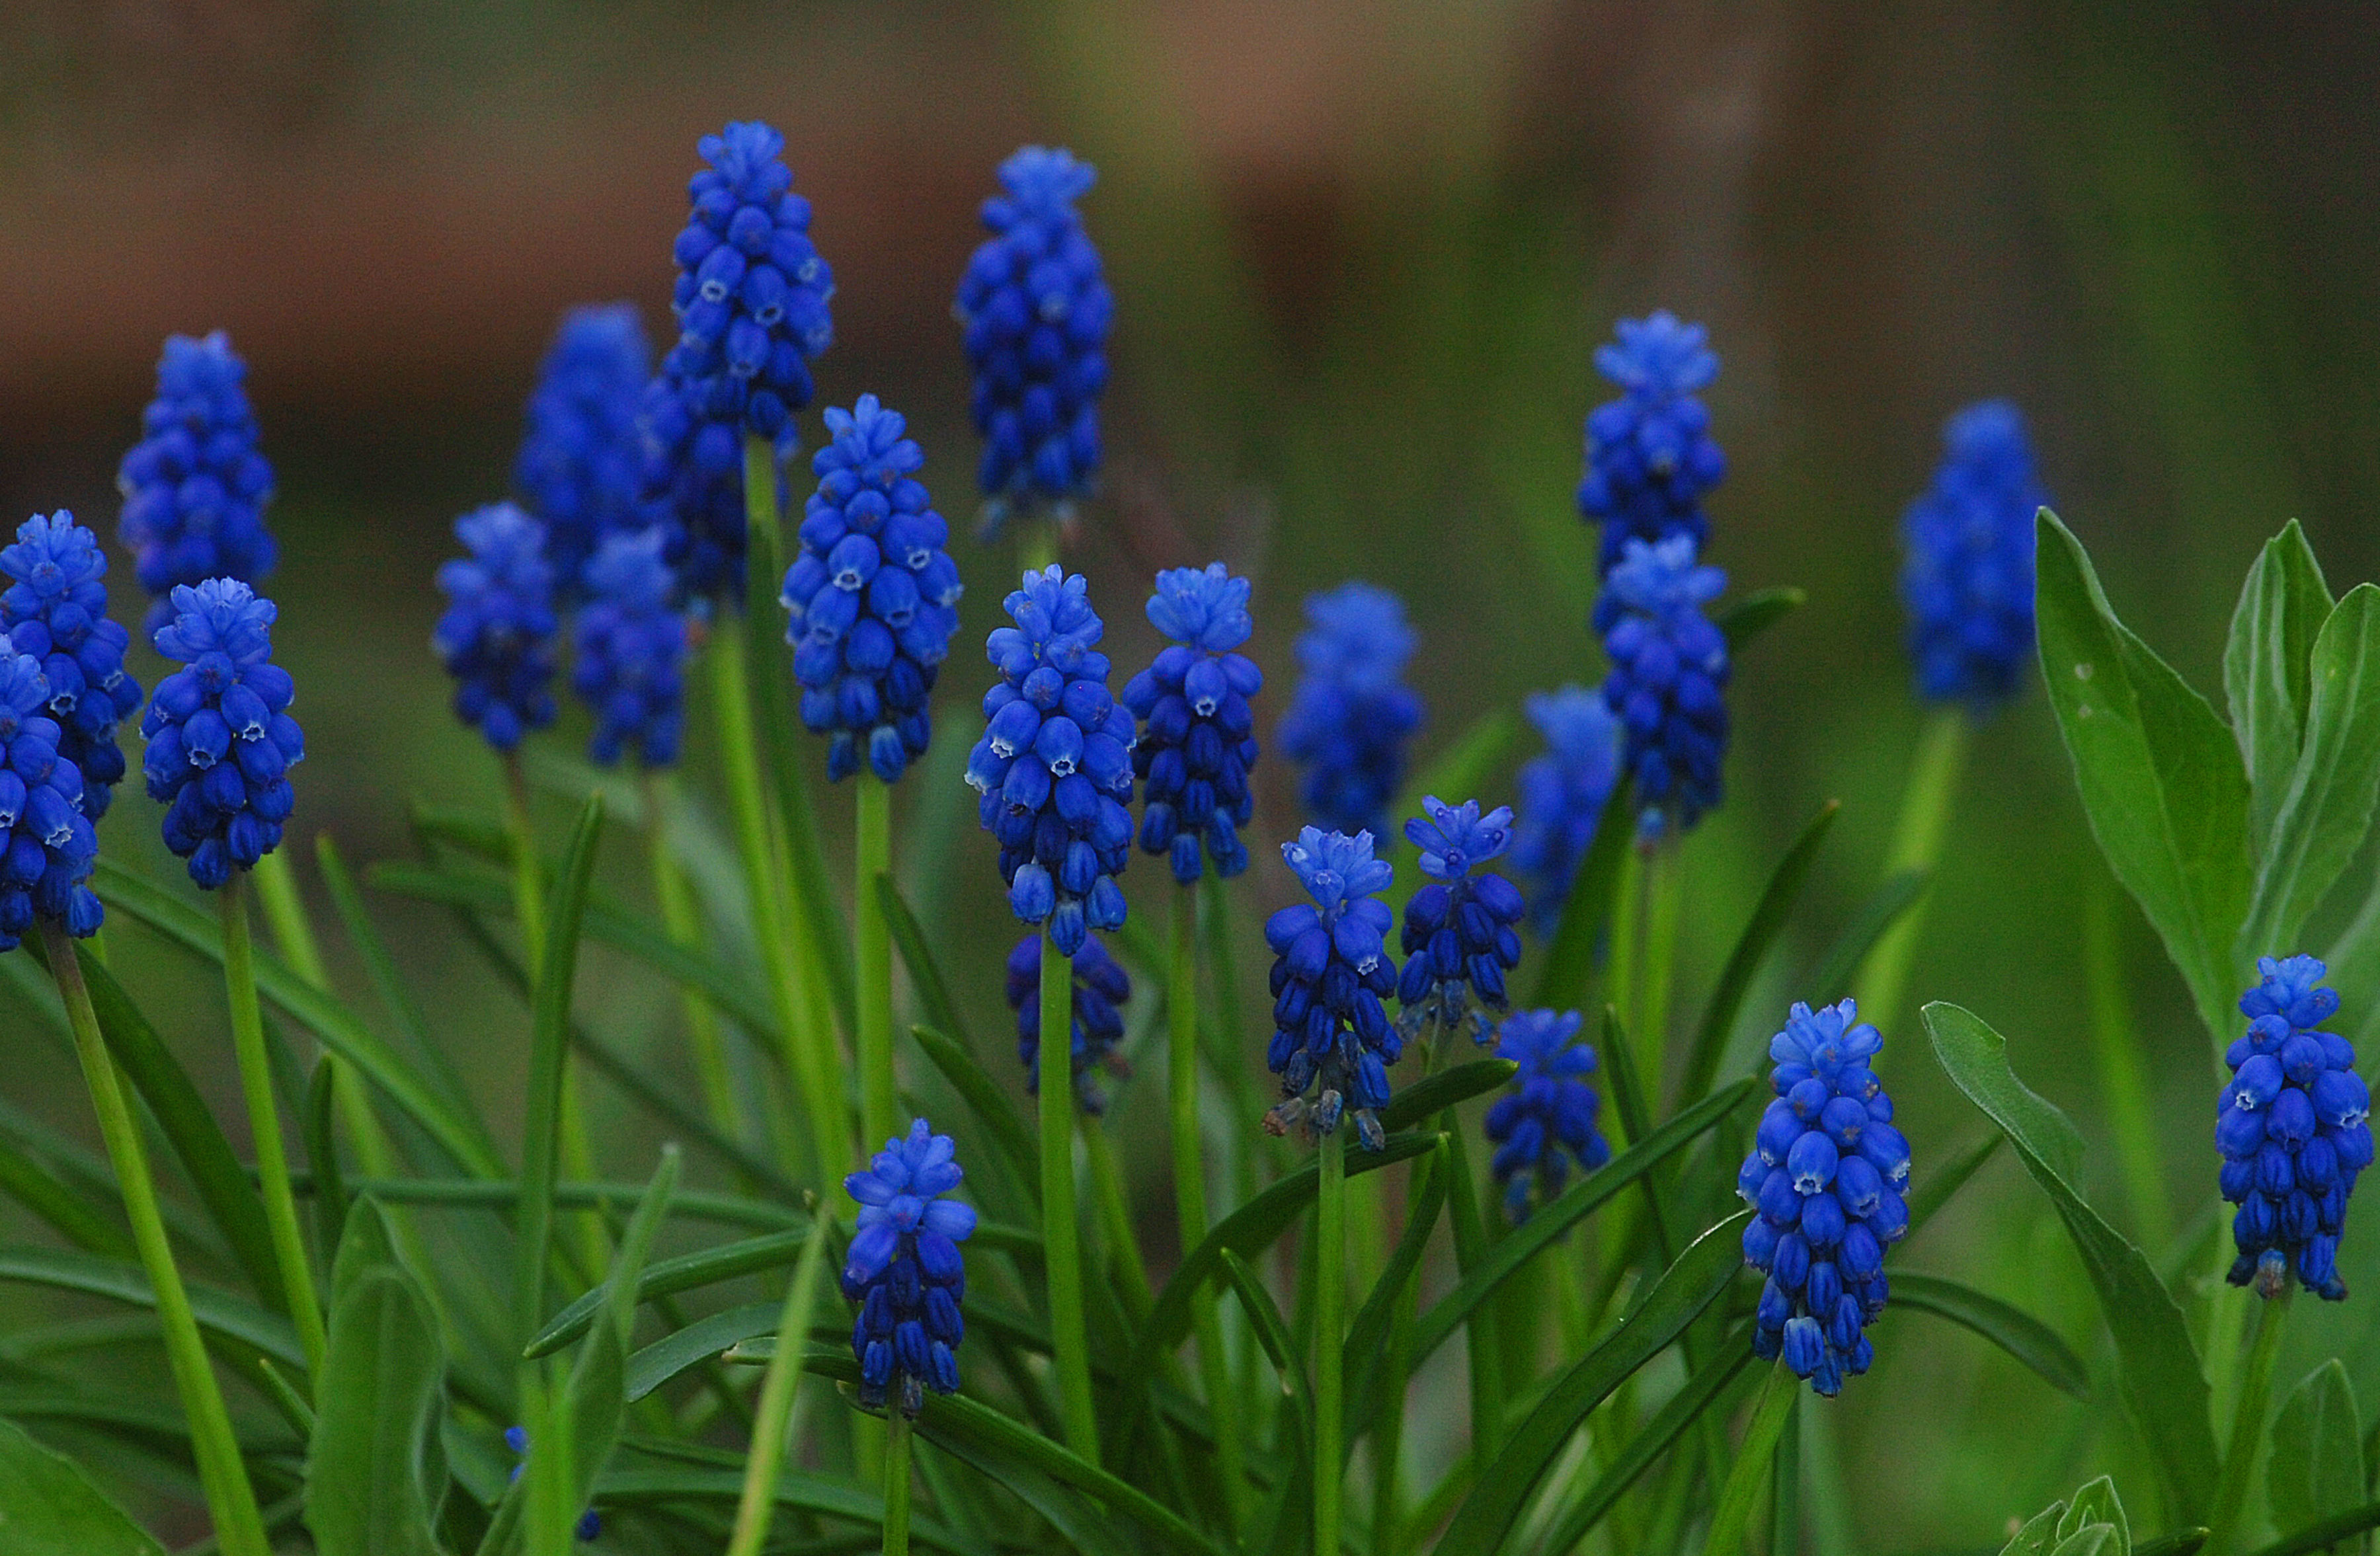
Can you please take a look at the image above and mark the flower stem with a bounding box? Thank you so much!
[725,1205,837,1556]
[1038,932,1099,1459]
[882,1406,914,1556]
[1170,885,1246,1536]
[1704,1358,1799,1556]
[46,921,272,1556]
[644,770,743,1151]
[1857,708,1968,1036]
[2207,1286,2293,1553]
[855,771,897,1151]
[1315,1123,1346,1556]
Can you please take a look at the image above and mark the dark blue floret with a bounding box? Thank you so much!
[573,527,687,769]
[1900,399,2046,707]
[434,504,559,752]
[1,513,141,821]
[0,650,104,948]
[116,332,278,636]
[2219,954,2368,1301]
[1123,563,1261,882]
[517,303,654,595]
[1277,583,1422,838]
[1485,1009,1608,1222]
[502,1427,602,1542]
[1511,686,1622,935]
[1579,311,1724,582]
[139,580,304,892]
[1006,932,1132,1113]
[1263,827,1401,1150]
[1395,797,1527,1043]
[1737,998,1909,1397]
[783,395,965,783]
[957,147,1113,531]
[842,1118,977,1416]
[1599,535,1728,839]
[967,567,1135,956]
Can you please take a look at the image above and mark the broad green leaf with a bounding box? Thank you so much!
[623,1300,778,1403]
[2003,1502,2067,1556]
[2225,521,2334,855]
[0,1415,165,1556]
[305,1205,448,1556]
[1536,1346,1757,1551]
[2268,1359,2363,1536]
[1679,799,1840,1108]
[2052,1529,2118,1556]
[2059,1476,2131,1554]
[1718,586,1806,653]
[1803,867,1931,1007]
[1529,779,1635,1013]
[1889,1271,2090,1397]
[1392,1060,1519,1124]
[302,1055,350,1261]
[2241,584,2380,958]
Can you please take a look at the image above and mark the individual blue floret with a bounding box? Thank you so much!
[502,1427,602,1542]
[116,332,278,635]
[0,651,104,948]
[783,395,965,783]
[1006,931,1132,1113]
[1123,563,1261,882]
[516,303,654,595]
[1277,583,1422,838]
[140,580,304,891]
[573,527,688,768]
[1599,534,1728,839]
[433,504,559,752]
[957,147,1113,532]
[2219,954,2369,1300]
[1900,399,2046,707]
[0,513,141,820]
[1263,827,1401,1150]
[1737,998,1911,1397]
[843,1118,977,1416]
[1485,1008,1609,1222]
[1579,311,1724,581]
[967,567,1136,956]
[1510,686,1622,935]
[1395,797,1526,1042]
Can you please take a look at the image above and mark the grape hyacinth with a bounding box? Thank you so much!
[957,147,1113,529]
[432,504,559,752]
[1599,535,1729,839]
[1395,797,1526,1043]
[1900,399,2047,707]
[502,1428,602,1543]
[843,1118,976,1416]
[967,567,1135,956]
[1123,562,1261,882]
[517,303,654,594]
[573,527,688,768]
[1484,1009,1610,1222]
[1510,686,1622,935]
[2219,954,2370,1300]
[1006,932,1132,1113]
[116,331,278,635]
[1277,583,1422,839]
[1737,998,1911,1397]
[141,580,304,891]
[1263,828,1401,1150]
[1,513,141,820]
[783,395,965,783]
[1578,311,1724,579]
[0,652,104,949]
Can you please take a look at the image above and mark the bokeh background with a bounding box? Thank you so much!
[3,1,2379,1547]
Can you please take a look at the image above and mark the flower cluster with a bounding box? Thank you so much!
[967,568,1135,956]
[957,147,1113,527]
[843,1118,976,1417]
[1900,399,2046,707]
[500,1428,602,1543]
[1277,583,1422,839]
[0,652,103,948]
[516,303,654,594]
[1737,999,1910,1397]
[140,580,304,891]
[1600,535,1729,838]
[1577,311,1724,577]
[1,514,141,820]
[1510,687,1622,935]
[1006,933,1132,1113]
[2219,954,2369,1300]
[116,332,278,635]
[1123,563,1261,882]
[783,395,965,783]
[433,504,559,752]
[1484,1009,1609,1222]
[1396,797,1526,1042]
[1263,828,1400,1149]
[573,528,687,769]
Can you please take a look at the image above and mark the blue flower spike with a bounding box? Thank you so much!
[1599,534,1729,839]
[502,1427,602,1542]
[1123,562,1262,882]
[967,566,1136,956]
[1263,827,1401,1151]
[1579,311,1724,577]
[843,1118,977,1416]
[1901,399,2047,708]
[0,650,104,948]
[1278,582,1423,839]
[2219,954,2369,1300]
[517,303,654,595]
[1485,1009,1609,1222]
[434,503,559,752]
[1395,797,1527,1043]
[1737,998,1910,1397]
[573,527,688,768]
[783,395,965,783]
[140,580,305,892]
[1,513,142,821]
[1006,932,1132,1113]
[116,331,278,635]
[1510,687,1622,935]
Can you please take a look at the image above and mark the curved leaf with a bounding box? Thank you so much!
[1679,800,1840,1109]
[912,1024,1039,1208]
[0,1415,165,1555]
[2224,520,2332,855]
[879,878,977,1054]
[1528,779,1635,1014]
[592,1465,992,1556]
[2250,1498,2380,1556]
[1889,1271,2089,1397]
[1536,1345,1756,1551]
[2268,1359,2363,1537]
[1803,867,1931,1007]
[0,1241,303,1368]
[526,1229,807,1360]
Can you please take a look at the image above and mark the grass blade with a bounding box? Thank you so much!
[1801,866,1930,1007]
[1677,799,1840,1110]
[514,794,605,1350]
[1536,1345,1757,1551]
[912,1024,1038,1209]
[880,877,978,1054]
[1718,586,1806,653]
[1889,1271,2090,1397]
[1528,780,1635,1014]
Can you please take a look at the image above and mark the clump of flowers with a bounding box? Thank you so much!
[1395,797,1526,1043]
[2219,954,2369,1300]
[1263,828,1400,1150]
[1900,399,2047,707]
[573,527,687,769]
[1484,1009,1609,1221]
[843,1118,976,1416]
[1510,686,1622,934]
[517,303,654,594]
[433,504,559,752]
[1006,932,1132,1113]
[1577,311,1724,578]
[116,331,278,635]
[0,651,104,948]
[140,580,304,891]
[1123,562,1261,882]
[1278,583,1422,839]
[1,513,141,820]
[1599,534,1729,838]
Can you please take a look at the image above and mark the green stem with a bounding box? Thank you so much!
[1039,933,1099,1459]
[1704,1360,1798,1556]
[882,1407,914,1556]
[1857,709,1968,1036]
[645,771,742,1149]
[725,1207,838,1556]
[1170,887,1246,1537]
[2084,869,2172,1239]
[856,773,897,1151]
[1315,1124,1346,1556]
[47,923,271,1556]
[2208,1288,2293,1553]
[1639,844,1682,1103]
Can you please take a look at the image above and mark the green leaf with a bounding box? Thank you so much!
[590,1465,994,1555]
[1341,1138,1448,1444]
[2268,1359,2363,1537]
[317,834,486,1118]
[1219,1246,1307,1439]
[1679,799,1839,1109]
[880,877,978,1054]
[2059,1478,2131,1556]
[549,1149,674,1546]
[0,1130,131,1261]
[1528,779,1634,1013]
[623,1300,778,1403]
[2225,521,2334,855]
[2252,1498,2380,1556]
[1535,1346,1757,1551]
[1907,1132,2003,1236]
[0,1415,166,1555]
[1802,867,1931,1007]
[1386,1060,1518,1128]
[1718,586,1806,653]
[2241,584,2380,958]
[526,1228,808,1359]
[305,1204,449,1556]
[0,1241,303,1368]
[302,1055,350,1263]
[513,794,604,1350]
[2003,1503,2068,1556]
[1889,1271,2090,1397]
[911,1024,1039,1209]
[1926,1000,2219,1518]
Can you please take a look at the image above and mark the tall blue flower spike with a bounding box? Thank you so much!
[1,514,141,821]
[967,567,1135,956]
[957,147,1113,533]
[1578,311,1724,580]
[1277,582,1422,839]
[501,1428,602,1543]
[0,651,104,948]
[1485,1009,1609,1222]
[1900,399,2047,707]
[1737,998,1911,1397]
[1599,534,1729,839]
[783,395,965,783]
[116,332,278,636]
[1395,797,1527,1042]
[434,503,559,752]
[1123,562,1261,882]
[517,303,654,596]
[141,580,304,891]
[645,120,834,600]
[843,1118,977,1416]
[1006,932,1132,1113]
[1510,686,1622,935]
[1263,828,1400,1150]
[2219,954,2369,1300]
[573,527,687,769]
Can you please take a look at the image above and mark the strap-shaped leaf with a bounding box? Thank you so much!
[1678,800,1839,1109]
[591,1465,992,1555]
[1719,586,1806,652]
[912,1024,1039,1210]
[1802,867,1931,1007]
[0,1415,166,1555]
[879,876,978,1054]
[2252,1498,2380,1556]
[2268,1359,2363,1538]
[0,1241,303,1368]
[1341,1138,1448,1445]
[1889,1271,2089,1397]
[1529,779,1635,1014]
[1536,1345,1756,1551]
[2224,520,2333,854]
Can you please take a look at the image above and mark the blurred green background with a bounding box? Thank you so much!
[3,1,2378,1547]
